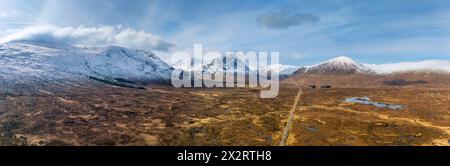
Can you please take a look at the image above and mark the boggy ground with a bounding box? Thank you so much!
[288,87,450,146]
[0,81,294,146]
[0,75,449,146]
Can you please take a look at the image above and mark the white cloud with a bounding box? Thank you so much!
[0,11,9,18]
[0,25,176,51]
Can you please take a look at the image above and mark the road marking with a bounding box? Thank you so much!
[279,89,302,146]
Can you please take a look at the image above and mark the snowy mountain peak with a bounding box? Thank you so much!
[84,45,173,82]
[205,54,245,67]
[201,54,249,75]
[170,53,252,78]
[299,56,374,75]
[326,56,357,65]
[0,41,173,87]
[259,64,300,76]
[364,60,450,74]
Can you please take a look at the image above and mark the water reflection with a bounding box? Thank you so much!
[344,97,405,110]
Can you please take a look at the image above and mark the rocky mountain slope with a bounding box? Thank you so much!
[0,40,173,89]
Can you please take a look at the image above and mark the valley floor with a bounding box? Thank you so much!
[0,80,449,146]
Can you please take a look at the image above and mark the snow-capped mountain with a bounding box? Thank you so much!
[0,40,173,87]
[82,46,172,82]
[296,56,374,75]
[293,56,450,76]
[170,54,250,75]
[170,57,195,71]
[201,54,249,75]
[170,54,450,79]
[259,64,300,76]
[364,60,450,74]
[170,54,302,77]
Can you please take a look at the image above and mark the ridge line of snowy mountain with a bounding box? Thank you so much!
[0,40,173,87]
[300,56,450,75]
[170,55,450,76]
[1,40,449,89]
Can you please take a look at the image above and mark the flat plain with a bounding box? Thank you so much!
[0,72,449,146]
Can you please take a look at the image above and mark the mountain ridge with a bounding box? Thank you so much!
[293,56,450,76]
[296,56,375,75]
[170,55,450,77]
[0,40,173,88]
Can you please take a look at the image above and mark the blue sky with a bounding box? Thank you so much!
[1,0,450,66]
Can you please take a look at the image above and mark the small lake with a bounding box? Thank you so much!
[344,97,405,110]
